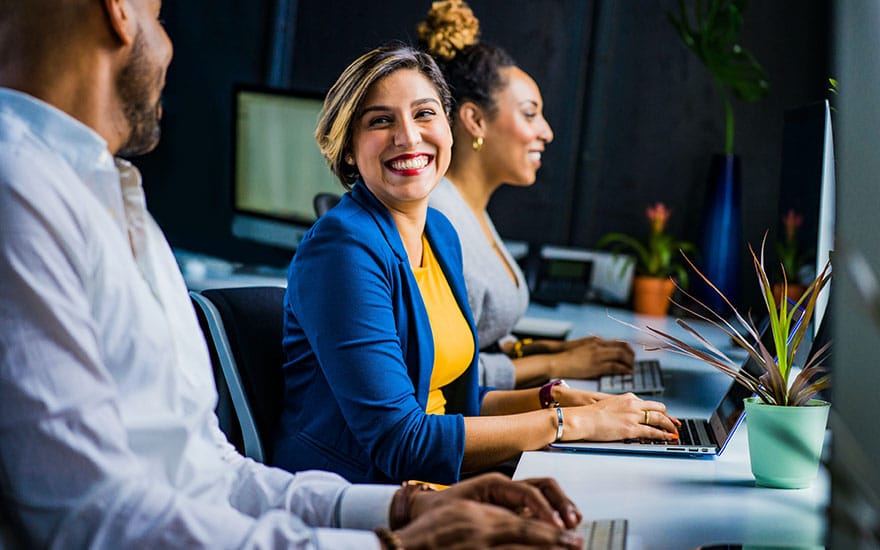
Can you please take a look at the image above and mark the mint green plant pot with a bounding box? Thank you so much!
[744,397,830,489]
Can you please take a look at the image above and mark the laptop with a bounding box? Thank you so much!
[549,318,787,457]
[551,357,756,457]
[598,358,665,395]
[551,310,808,457]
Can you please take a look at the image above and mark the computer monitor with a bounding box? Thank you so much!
[778,99,835,336]
[814,101,836,334]
[231,85,342,250]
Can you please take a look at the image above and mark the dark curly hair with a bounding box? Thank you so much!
[435,43,516,119]
[417,0,516,120]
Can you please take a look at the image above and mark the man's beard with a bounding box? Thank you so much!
[117,29,164,158]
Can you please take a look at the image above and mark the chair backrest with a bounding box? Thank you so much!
[313,192,341,218]
[0,501,28,549]
[191,292,245,454]
[191,286,286,463]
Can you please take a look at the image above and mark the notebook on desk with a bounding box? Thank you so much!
[598,358,665,395]
[512,316,573,340]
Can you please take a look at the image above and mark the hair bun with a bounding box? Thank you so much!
[417,0,480,61]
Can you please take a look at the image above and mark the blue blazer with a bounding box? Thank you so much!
[272,182,487,484]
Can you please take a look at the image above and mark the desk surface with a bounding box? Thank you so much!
[515,302,829,549]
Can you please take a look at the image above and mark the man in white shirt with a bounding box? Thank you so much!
[0,1,584,548]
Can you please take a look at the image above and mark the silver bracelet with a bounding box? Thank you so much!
[555,407,564,442]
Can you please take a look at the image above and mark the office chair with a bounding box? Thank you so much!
[191,292,245,454]
[190,287,286,463]
[313,192,341,218]
[0,502,28,549]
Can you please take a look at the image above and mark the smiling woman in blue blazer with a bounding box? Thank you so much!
[272,44,680,486]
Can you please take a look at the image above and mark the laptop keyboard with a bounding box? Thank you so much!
[624,418,711,446]
[575,518,627,550]
[676,418,700,446]
[599,359,663,395]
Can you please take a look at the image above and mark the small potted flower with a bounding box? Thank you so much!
[775,209,810,302]
[597,202,697,316]
[643,236,831,488]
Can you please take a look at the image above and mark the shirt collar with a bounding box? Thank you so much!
[0,87,140,238]
[0,87,115,177]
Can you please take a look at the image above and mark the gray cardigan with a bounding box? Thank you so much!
[429,179,529,389]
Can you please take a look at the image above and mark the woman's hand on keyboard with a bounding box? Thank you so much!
[561,393,681,442]
[546,337,635,380]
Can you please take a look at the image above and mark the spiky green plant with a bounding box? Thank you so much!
[641,235,831,406]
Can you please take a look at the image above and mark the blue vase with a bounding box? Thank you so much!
[697,153,742,314]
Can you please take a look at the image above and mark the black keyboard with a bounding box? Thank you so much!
[623,418,711,446]
[677,418,700,446]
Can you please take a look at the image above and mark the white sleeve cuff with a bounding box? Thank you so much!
[479,352,517,390]
[337,484,398,530]
[499,334,517,347]
[314,528,383,550]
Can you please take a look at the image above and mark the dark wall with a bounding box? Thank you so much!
[551,0,830,308]
[137,0,279,264]
[138,0,832,300]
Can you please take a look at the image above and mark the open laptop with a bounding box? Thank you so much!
[552,309,810,457]
[598,358,664,395]
[551,356,756,457]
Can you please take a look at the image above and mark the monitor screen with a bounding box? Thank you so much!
[778,99,835,335]
[231,85,342,250]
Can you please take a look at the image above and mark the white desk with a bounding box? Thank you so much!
[515,303,829,549]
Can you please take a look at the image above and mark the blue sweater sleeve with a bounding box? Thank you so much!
[287,212,466,483]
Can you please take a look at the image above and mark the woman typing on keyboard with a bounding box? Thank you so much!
[271,42,679,486]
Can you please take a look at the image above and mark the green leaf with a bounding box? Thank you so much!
[628,231,832,407]
[667,0,769,152]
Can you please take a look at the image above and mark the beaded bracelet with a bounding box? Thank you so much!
[512,337,533,358]
[374,527,404,550]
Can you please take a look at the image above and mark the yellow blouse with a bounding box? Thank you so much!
[412,236,475,415]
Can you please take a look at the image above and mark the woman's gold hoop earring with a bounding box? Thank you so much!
[472,136,484,152]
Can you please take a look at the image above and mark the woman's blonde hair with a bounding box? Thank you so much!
[316,43,452,187]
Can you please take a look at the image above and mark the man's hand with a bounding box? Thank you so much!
[407,473,582,529]
[395,500,583,549]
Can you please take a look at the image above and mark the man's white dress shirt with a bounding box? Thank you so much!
[0,88,395,548]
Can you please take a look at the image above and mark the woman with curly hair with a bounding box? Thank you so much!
[422,0,636,390]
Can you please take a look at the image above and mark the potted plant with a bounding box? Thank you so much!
[667,0,770,313]
[597,203,697,316]
[642,236,831,489]
[774,209,810,302]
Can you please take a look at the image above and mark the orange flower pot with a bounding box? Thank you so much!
[772,282,807,305]
[632,276,675,316]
